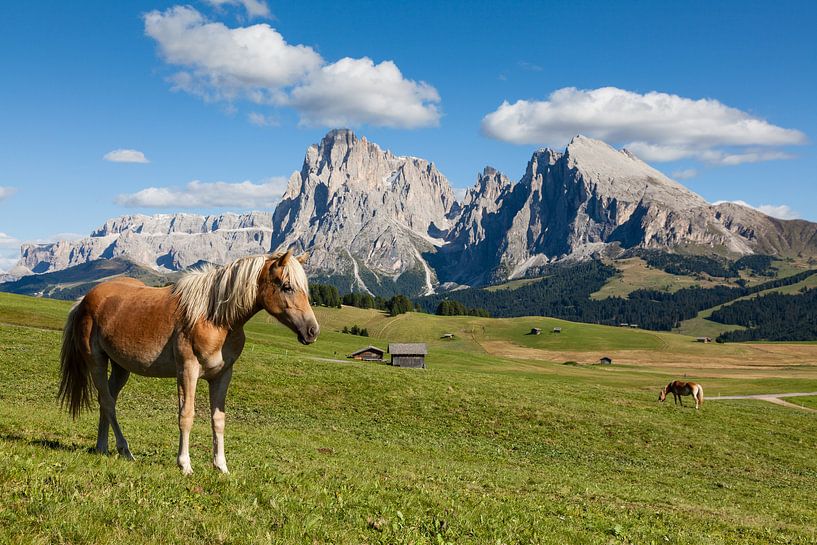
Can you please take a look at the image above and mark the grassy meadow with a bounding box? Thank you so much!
[1,292,817,544]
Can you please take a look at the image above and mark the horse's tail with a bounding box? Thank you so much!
[697,385,704,407]
[58,300,92,419]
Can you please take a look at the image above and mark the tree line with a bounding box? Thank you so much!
[711,288,817,342]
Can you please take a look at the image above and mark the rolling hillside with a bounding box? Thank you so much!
[1,293,817,543]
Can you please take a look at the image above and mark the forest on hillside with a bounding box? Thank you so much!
[711,288,817,342]
[414,263,817,333]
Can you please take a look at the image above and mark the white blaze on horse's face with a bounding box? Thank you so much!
[262,251,320,345]
[658,388,667,402]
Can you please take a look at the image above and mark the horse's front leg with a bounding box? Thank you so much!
[208,366,233,474]
[176,361,200,475]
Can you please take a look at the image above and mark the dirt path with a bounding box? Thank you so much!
[709,392,817,413]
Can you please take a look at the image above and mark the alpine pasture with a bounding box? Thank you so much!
[1,292,816,544]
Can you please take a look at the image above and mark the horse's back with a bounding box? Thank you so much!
[80,278,180,375]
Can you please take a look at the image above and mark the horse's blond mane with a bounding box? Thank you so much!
[172,252,308,328]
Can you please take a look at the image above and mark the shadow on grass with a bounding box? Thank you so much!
[0,432,94,453]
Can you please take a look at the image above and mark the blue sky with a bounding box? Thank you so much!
[1,0,816,271]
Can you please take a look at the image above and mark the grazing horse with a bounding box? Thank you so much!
[659,380,704,410]
[58,251,319,474]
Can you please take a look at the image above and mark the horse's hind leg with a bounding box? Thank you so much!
[90,356,134,460]
[96,362,130,455]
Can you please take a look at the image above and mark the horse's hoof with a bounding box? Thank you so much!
[178,458,193,475]
[118,448,136,461]
[213,462,229,474]
[95,447,109,456]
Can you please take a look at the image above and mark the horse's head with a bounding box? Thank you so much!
[259,251,319,345]
[658,387,667,402]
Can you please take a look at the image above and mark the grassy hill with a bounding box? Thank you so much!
[0,257,178,300]
[1,293,817,543]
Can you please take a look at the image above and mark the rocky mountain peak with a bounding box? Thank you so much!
[10,131,817,295]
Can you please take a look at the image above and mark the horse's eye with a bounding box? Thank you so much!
[282,284,294,293]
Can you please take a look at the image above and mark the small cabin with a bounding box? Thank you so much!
[530,327,542,335]
[389,343,427,368]
[552,327,562,334]
[629,324,639,329]
[348,345,385,361]
[619,323,629,327]
[696,337,712,344]
[599,356,613,365]
[441,333,455,339]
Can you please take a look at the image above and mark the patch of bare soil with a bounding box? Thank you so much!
[479,340,817,371]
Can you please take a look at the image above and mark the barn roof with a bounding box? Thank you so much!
[349,345,385,356]
[388,343,428,355]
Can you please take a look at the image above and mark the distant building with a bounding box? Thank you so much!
[599,356,613,365]
[696,337,712,343]
[348,346,385,361]
[389,343,427,368]
[552,327,562,334]
[629,324,639,328]
[441,333,455,339]
[530,327,542,335]
[619,323,629,327]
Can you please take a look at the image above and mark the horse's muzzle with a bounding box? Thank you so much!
[298,324,320,345]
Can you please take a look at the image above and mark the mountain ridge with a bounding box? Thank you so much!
[9,130,817,296]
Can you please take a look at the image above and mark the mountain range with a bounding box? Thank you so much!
[8,129,817,297]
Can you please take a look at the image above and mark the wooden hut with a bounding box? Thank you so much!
[599,356,613,365]
[696,337,712,343]
[552,327,562,334]
[348,346,385,361]
[530,327,542,335]
[441,333,455,339]
[388,343,427,368]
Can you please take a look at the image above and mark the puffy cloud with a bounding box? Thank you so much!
[144,6,440,128]
[482,87,805,164]
[104,149,149,163]
[144,6,321,101]
[0,233,20,274]
[671,168,698,180]
[714,200,800,220]
[0,232,19,248]
[115,178,287,209]
[0,186,16,201]
[203,0,271,18]
[247,112,279,127]
[288,57,440,128]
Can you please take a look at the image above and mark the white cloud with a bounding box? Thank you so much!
[144,6,440,128]
[0,232,19,248]
[247,111,278,127]
[517,61,542,72]
[145,6,321,102]
[203,0,271,18]
[288,57,441,128]
[0,233,20,274]
[482,86,806,165]
[0,186,17,201]
[104,149,149,163]
[671,168,698,180]
[713,200,800,220]
[115,178,287,209]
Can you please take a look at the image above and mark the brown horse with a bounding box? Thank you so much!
[659,380,704,410]
[58,251,318,474]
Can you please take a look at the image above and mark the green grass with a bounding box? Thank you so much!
[2,293,817,544]
[786,396,817,410]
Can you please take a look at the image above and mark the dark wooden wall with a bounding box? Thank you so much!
[391,355,425,368]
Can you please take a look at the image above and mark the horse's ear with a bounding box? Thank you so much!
[296,252,309,265]
[276,250,293,267]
